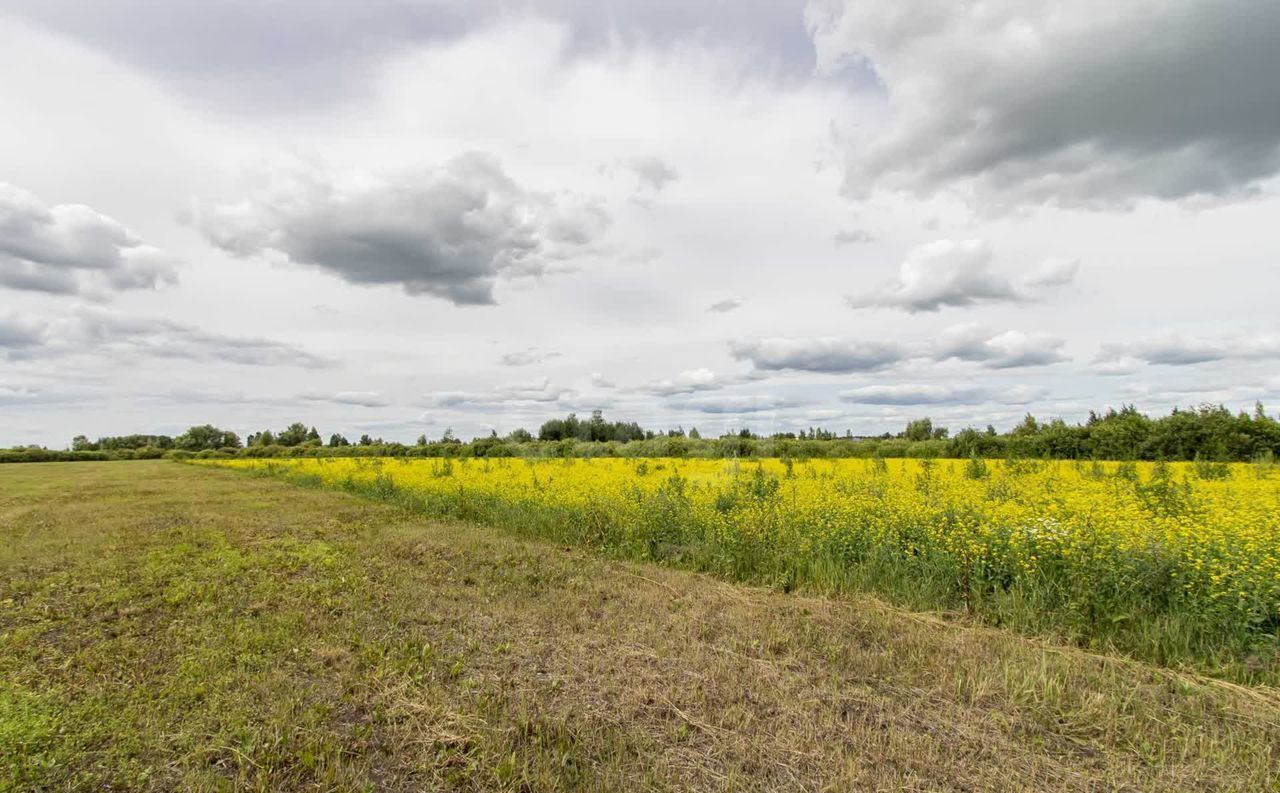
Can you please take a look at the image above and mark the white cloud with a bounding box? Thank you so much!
[935,323,1069,369]
[1019,258,1080,290]
[730,337,903,373]
[0,182,178,297]
[847,240,1075,313]
[431,378,575,408]
[1094,356,1144,376]
[1099,331,1280,367]
[732,325,1066,374]
[638,367,728,396]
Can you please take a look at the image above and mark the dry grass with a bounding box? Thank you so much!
[1,461,1277,791]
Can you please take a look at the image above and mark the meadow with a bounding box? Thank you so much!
[4,461,1280,791]
[198,455,1280,682]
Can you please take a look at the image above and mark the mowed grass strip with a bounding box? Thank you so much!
[1,462,1277,792]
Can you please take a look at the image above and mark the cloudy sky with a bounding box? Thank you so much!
[3,0,1279,446]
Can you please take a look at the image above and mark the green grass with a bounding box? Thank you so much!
[231,457,1280,684]
[2,461,1279,791]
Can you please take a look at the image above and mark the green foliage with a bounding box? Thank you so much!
[963,454,990,480]
[538,409,647,442]
[175,424,241,451]
[15,403,1280,465]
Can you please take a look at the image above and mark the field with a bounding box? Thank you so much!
[197,455,1280,682]
[3,461,1280,791]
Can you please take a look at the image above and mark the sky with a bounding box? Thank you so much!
[2,0,1279,447]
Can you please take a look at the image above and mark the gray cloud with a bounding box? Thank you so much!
[637,368,732,397]
[1120,381,1272,406]
[623,156,679,193]
[10,1,815,111]
[934,323,1069,369]
[0,315,47,357]
[809,0,1280,207]
[0,182,178,298]
[833,228,873,245]
[840,383,1046,406]
[847,240,1076,313]
[500,348,562,367]
[707,297,744,313]
[1094,357,1143,377]
[0,385,42,403]
[53,310,337,368]
[732,324,1066,375]
[431,378,574,408]
[1099,331,1280,367]
[300,391,392,408]
[677,394,796,414]
[1020,258,1080,290]
[193,152,610,306]
[730,337,903,373]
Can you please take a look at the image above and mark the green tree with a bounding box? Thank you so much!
[276,423,310,447]
[176,424,241,451]
[903,417,934,442]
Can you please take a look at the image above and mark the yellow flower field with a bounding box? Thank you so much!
[196,455,1280,675]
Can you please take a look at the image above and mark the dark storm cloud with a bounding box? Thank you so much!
[193,152,610,306]
[9,0,814,111]
[810,0,1280,207]
[0,182,178,298]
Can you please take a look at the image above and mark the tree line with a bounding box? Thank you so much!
[4,403,1277,464]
